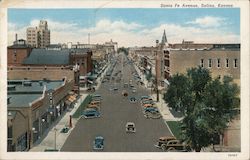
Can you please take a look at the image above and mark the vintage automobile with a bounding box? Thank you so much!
[144,107,159,113]
[87,104,99,110]
[126,122,136,133]
[92,94,102,101]
[129,96,137,103]
[142,103,154,108]
[141,98,153,103]
[82,108,100,119]
[164,140,191,152]
[141,100,155,105]
[155,136,177,149]
[93,136,104,150]
[155,137,191,152]
[89,100,101,106]
[122,90,128,97]
[140,96,151,101]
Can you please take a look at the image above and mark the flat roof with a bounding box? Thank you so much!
[8,80,64,108]
[8,94,42,108]
[8,80,63,92]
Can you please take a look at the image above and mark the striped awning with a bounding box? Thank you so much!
[68,95,76,102]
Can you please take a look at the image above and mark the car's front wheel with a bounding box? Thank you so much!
[161,144,167,151]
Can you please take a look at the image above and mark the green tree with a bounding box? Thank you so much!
[118,47,128,55]
[164,67,240,152]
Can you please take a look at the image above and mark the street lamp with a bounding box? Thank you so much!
[41,118,46,135]
[56,106,60,116]
[54,127,58,150]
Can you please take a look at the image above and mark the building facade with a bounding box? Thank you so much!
[7,79,74,151]
[26,20,50,48]
[7,39,32,66]
[163,44,240,85]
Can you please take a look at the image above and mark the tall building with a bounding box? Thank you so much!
[26,20,50,48]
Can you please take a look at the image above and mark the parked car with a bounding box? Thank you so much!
[126,122,136,133]
[82,108,100,119]
[92,94,102,100]
[140,96,151,101]
[144,107,159,113]
[154,136,177,149]
[141,98,153,103]
[93,136,104,150]
[164,140,191,152]
[87,104,99,110]
[89,100,101,106]
[141,100,155,106]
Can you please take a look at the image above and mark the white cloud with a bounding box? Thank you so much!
[8,18,239,47]
[187,16,226,28]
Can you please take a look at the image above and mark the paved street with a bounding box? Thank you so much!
[61,53,172,152]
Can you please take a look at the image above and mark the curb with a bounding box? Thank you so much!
[164,120,175,136]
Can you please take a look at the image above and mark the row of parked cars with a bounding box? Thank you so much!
[140,95,161,119]
[82,94,102,119]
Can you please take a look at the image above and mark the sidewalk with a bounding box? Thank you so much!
[133,64,181,122]
[29,94,87,152]
[30,63,110,152]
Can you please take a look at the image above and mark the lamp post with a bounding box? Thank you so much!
[41,118,45,135]
[32,127,37,143]
[50,111,53,123]
[56,105,60,117]
[54,127,58,150]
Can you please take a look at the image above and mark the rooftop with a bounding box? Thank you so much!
[8,80,64,108]
[22,49,71,65]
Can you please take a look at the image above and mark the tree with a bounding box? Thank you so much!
[118,47,128,55]
[164,66,240,152]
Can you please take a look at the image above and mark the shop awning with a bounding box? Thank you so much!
[68,95,77,102]
[87,80,93,84]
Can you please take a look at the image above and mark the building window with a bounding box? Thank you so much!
[217,59,220,68]
[234,59,238,68]
[8,126,13,139]
[208,59,212,68]
[200,59,204,67]
[225,58,229,68]
[13,53,17,62]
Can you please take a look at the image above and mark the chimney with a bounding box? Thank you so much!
[15,33,18,41]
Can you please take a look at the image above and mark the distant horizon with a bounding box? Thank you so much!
[8,8,240,47]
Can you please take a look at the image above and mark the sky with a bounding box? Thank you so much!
[8,8,240,47]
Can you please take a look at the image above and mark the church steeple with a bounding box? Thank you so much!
[161,29,167,45]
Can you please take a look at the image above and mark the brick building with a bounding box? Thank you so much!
[7,39,32,66]
[163,44,240,85]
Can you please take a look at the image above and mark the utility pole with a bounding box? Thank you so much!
[155,50,160,102]
[88,33,90,44]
